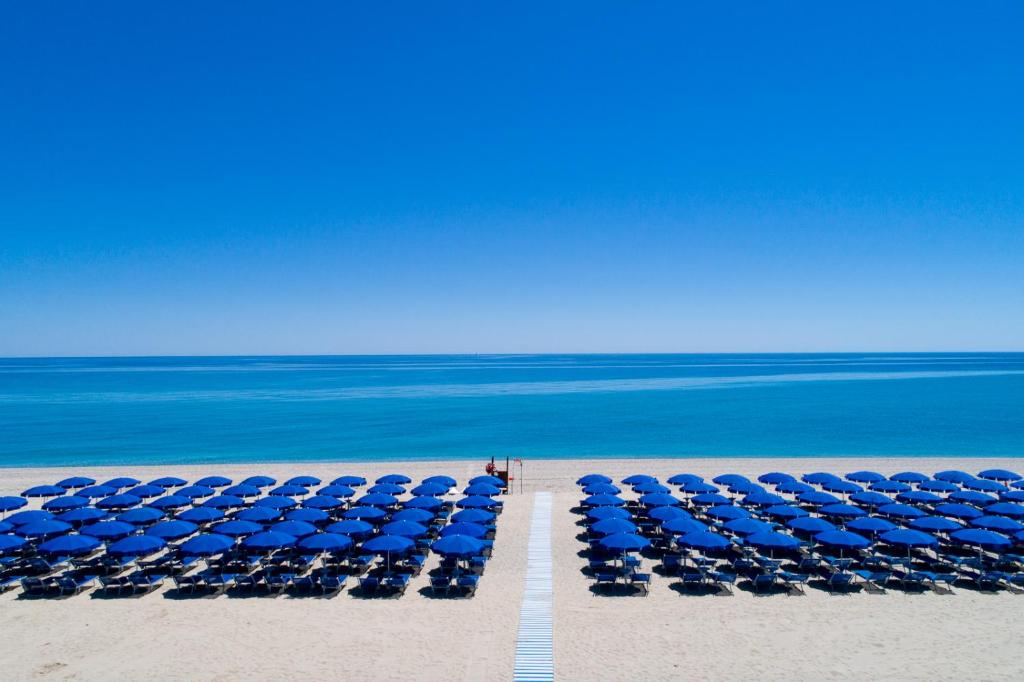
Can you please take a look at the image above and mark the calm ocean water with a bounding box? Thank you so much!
[0,354,1022,467]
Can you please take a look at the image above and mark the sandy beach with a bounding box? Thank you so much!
[2,457,1024,681]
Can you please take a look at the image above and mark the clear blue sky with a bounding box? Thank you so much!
[1,2,1022,356]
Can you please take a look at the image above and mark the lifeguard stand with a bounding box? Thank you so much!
[485,455,520,494]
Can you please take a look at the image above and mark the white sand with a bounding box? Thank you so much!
[2,457,1023,681]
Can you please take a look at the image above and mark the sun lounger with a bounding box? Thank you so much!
[825,571,856,592]
[854,569,891,592]
[752,572,778,593]
[385,572,411,595]
[358,575,380,593]
[128,572,166,594]
[630,572,651,596]
[708,570,736,593]
[56,574,96,596]
[778,571,809,594]
[456,573,479,597]
[21,577,58,598]
[430,575,452,595]
[0,574,26,593]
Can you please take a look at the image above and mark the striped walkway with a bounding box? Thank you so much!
[513,492,554,682]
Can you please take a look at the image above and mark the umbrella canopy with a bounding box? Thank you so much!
[909,516,964,533]
[797,491,841,506]
[22,485,66,498]
[727,481,764,496]
[583,494,626,508]
[777,481,815,494]
[148,495,192,510]
[145,520,198,540]
[363,534,414,554]
[723,518,773,536]
[56,476,95,489]
[380,520,429,538]
[203,495,246,510]
[241,475,277,487]
[212,520,264,538]
[667,473,705,485]
[845,516,898,535]
[639,493,682,507]
[705,505,750,521]
[890,471,929,484]
[879,529,938,548]
[394,508,436,524]
[742,492,786,507]
[577,474,612,486]
[439,522,487,538]
[987,502,1024,518]
[691,493,730,507]
[102,477,141,490]
[0,535,29,554]
[116,507,166,525]
[450,508,495,525]
[964,479,1008,493]
[970,515,1024,533]
[270,520,318,538]
[591,518,638,536]
[934,470,976,484]
[423,475,457,488]
[80,520,136,540]
[78,485,117,499]
[195,476,232,488]
[464,483,502,496]
[587,507,632,522]
[763,505,808,520]
[357,493,399,508]
[0,496,28,512]
[180,533,234,556]
[758,472,796,485]
[877,503,926,520]
[801,472,840,485]
[870,480,912,494]
[317,485,356,498]
[297,532,353,554]
[712,474,750,487]
[935,503,983,520]
[286,476,322,487]
[343,506,387,521]
[376,474,412,485]
[412,482,450,497]
[97,494,142,510]
[177,507,225,523]
[6,509,55,526]
[404,496,443,511]
[326,520,374,538]
[432,534,484,557]
[820,504,867,519]
[37,533,100,557]
[149,476,188,488]
[234,507,282,523]
[270,484,309,497]
[125,485,165,499]
[597,532,650,553]
[254,496,299,510]
[815,530,871,549]
[60,507,109,524]
[786,517,836,535]
[622,474,657,485]
[223,484,262,498]
[42,496,89,512]
[661,517,708,535]
[332,475,367,487]
[978,469,1022,482]
[18,519,73,539]
[678,530,731,551]
[682,482,719,495]
[822,480,862,495]
[469,475,505,487]
[369,483,407,495]
[633,482,671,494]
[951,528,1011,550]
[286,508,330,524]
[746,531,800,552]
[241,531,297,552]
[456,496,499,509]
[107,535,166,558]
[896,491,942,505]
[846,470,885,483]
[919,480,960,493]
[302,495,344,510]
[949,490,998,506]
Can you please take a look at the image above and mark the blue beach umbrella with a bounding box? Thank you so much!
[727,482,764,496]
[195,476,232,488]
[879,529,938,549]
[146,520,198,540]
[177,507,225,523]
[845,516,897,536]
[935,503,983,520]
[801,472,840,485]
[820,504,867,519]
[81,520,136,540]
[909,516,964,533]
[667,474,704,485]
[440,522,488,538]
[846,471,885,483]
[212,520,264,538]
[951,528,1012,551]
[877,503,926,520]
[412,482,450,497]
[950,490,997,507]
[470,475,505,487]
[456,496,499,509]
[712,474,750,486]
[0,521,11,533]
[815,530,871,550]
[705,505,749,521]
[318,485,356,498]
[42,496,89,512]
[577,474,612,486]
[241,475,277,488]
[18,519,72,539]
[403,496,442,511]
[180,533,234,556]
[271,484,309,497]
[363,534,414,554]
[682,482,719,495]
[935,470,975,484]
[742,492,786,507]
[464,483,502,496]
[103,477,141,490]
[0,535,29,554]
[588,494,630,507]
[117,507,166,525]
[822,480,863,495]
[326,519,374,538]
[370,483,406,495]
[37,533,100,557]
[919,480,960,493]
[235,503,284,520]
[270,520,318,538]
[223,484,262,498]
[242,531,296,552]
[286,508,330,524]
[723,518,773,536]
[598,533,650,553]
[897,490,942,505]
[591,518,638,536]
[986,502,1024,518]
[648,507,691,522]
[746,531,800,553]
[149,476,187,488]
[343,506,387,521]
[203,495,246,510]
[691,493,730,507]
[97,494,143,510]
[763,505,808,520]
[0,496,28,513]
[125,485,165,499]
[423,475,457,487]
[298,532,353,554]
[302,495,343,510]
[77,485,117,499]
[376,474,412,485]
[56,476,95,489]
[432,534,484,558]
[332,475,367,487]
[587,507,632,522]
[890,471,929,484]
[850,491,893,508]
[870,480,912,494]
[758,472,795,485]
[254,496,298,510]
[148,495,192,510]
[798,491,841,506]
[639,493,682,507]
[22,485,66,498]
[777,481,814,494]
[678,530,731,551]
[286,475,321,487]
[394,508,436,524]
[60,507,109,525]
[634,482,671,494]
[381,520,429,538]
[970,515,1024,533]
[786,517,836,535]
[357,493,399,508]
[622,475,657,486]
[661,517,707,535]
[978,469,1022,482]
[964,479,1008,493]
[108,535,165,558]
[7,509,55,526]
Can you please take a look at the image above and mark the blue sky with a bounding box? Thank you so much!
[1,2,1022,355]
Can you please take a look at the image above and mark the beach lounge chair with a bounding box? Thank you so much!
[316,573,346,596]
[128,572,166,594]
[456,573,479,597]
[99,575,134,596]
[708,570,736,594]
[264,572,293,594]
[469,556,487,574]
[0,574,26,593]
[853,569,891,593]
[680,571,706,590]
[594,571,619,589]
[752,572,778,593]
[358,575,380,593]
[385,572,410,595]
[630,572,651,596]
[778,571,809,594]
[430,575,451,596]
[825,571,856,592]
[56,574,96,597]
[21,577,57,598]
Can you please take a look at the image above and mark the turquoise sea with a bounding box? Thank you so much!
[0,354,1022,467]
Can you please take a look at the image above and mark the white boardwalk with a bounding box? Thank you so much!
[512,492,554,682]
